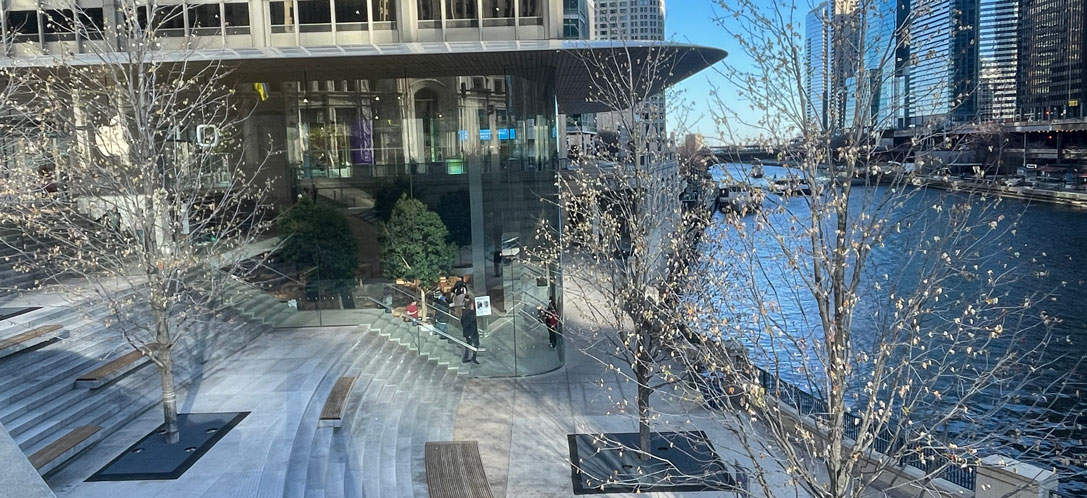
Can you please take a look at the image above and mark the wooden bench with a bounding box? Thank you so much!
[0,325,66,360]
[425,441,495,498]
[318,376,357,428]
[28,425,101,475]
[74,350,150,389]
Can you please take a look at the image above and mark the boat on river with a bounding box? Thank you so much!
[716,183,760,213]
[768,178,813,196]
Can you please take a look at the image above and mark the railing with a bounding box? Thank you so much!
[368,282,480,352]
[750,364,977,490]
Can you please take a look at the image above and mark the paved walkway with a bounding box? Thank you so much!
[47,327,362,498]
[39,309,813,498]
[453,333,804,498]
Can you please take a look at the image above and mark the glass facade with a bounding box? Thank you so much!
[864,0,901,130]
[904,0,978,125]
[1017,0,1086,121]
[978,0,1018,120]
[805,4,830,129]
[907,0,952,125]
[262,70,563,376]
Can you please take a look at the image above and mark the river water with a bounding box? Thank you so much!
[708,164,1086,494]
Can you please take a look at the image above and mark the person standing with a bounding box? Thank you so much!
[493,249,503,277]
[452,281,468,318]
[545,296,559,349]
[434,292,450,335]
[460,299,479,364]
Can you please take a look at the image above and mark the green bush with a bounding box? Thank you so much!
[379,195,456,287]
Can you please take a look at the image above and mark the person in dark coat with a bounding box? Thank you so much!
[544,296,560,349]
[434,292,450,335]
[460,299,479,364]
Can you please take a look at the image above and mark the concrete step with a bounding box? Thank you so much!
[0,336,126,418]
[280,333,371,498]
[12,363,158,451]
[293,322,467,498]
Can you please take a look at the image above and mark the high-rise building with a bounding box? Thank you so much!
[806,3,832,129]
[1017,0,1087,121]
[862,0,904,129]
[902,0,978,126]
[564,0,595,39]
[594,0,665,42]
[593,0,667,162]
[978,0,1019,120]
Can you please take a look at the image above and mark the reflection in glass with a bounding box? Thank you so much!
[372,0,396,22]
[272,72,561,376]
[418,0,441,20]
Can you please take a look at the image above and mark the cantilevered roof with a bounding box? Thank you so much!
[4,40,726,114]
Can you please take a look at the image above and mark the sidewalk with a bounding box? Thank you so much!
[452,288,811,498]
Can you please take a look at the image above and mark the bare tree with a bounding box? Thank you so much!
[0,0,276,443]
[535,39,718,488]
[646,1,1075,497]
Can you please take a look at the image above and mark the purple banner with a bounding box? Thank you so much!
[350,119,374,165]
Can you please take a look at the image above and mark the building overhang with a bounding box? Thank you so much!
[3,40,726,114]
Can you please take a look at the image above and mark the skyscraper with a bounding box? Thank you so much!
[593,0,668,162]
[903,0,979,126]
[978,0,1019,120]
[564,0,595,40]
[806,3,832,129]
[1017,0,1087,121]
[594,0,665,42]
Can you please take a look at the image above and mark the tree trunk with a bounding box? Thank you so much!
[635,330,652,460]
[158,352,180,444]
[152,303,179,443]
[419,286,428,321]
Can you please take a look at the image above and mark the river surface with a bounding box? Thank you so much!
[708,164,1087,494]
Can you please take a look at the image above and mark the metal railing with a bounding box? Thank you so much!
[750,365,977,490]
[369,283,480,352]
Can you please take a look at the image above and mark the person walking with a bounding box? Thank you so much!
[460,299,479,364]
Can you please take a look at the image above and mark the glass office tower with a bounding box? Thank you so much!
[978,0,1019,120]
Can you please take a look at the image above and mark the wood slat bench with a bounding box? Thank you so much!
[28,425,101,475]
[425,441,495,498]
[318,376,357,428]
[0,325,66,360]
[74,350,150,389]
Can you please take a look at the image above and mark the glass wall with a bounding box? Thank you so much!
[252,70,563,376]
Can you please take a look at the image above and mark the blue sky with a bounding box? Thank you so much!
[666,1,734,143]
[666,0,789,144]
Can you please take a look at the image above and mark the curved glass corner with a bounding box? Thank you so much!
[236,69,564,377]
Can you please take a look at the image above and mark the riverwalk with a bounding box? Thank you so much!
[919,177,1087,208]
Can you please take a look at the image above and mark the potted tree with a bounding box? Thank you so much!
[277,196,359,308]
[379,195,456,319]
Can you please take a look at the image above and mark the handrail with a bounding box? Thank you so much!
[381,282,466,325]
[361,293,480,352]
[746,363,977,490]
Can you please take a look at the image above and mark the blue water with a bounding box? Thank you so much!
[705,164,1086,494]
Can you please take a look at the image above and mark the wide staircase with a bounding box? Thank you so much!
[0,232,51,295]
[0,287,272,478]
[279,308,467,498]
[221,277,298,327]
